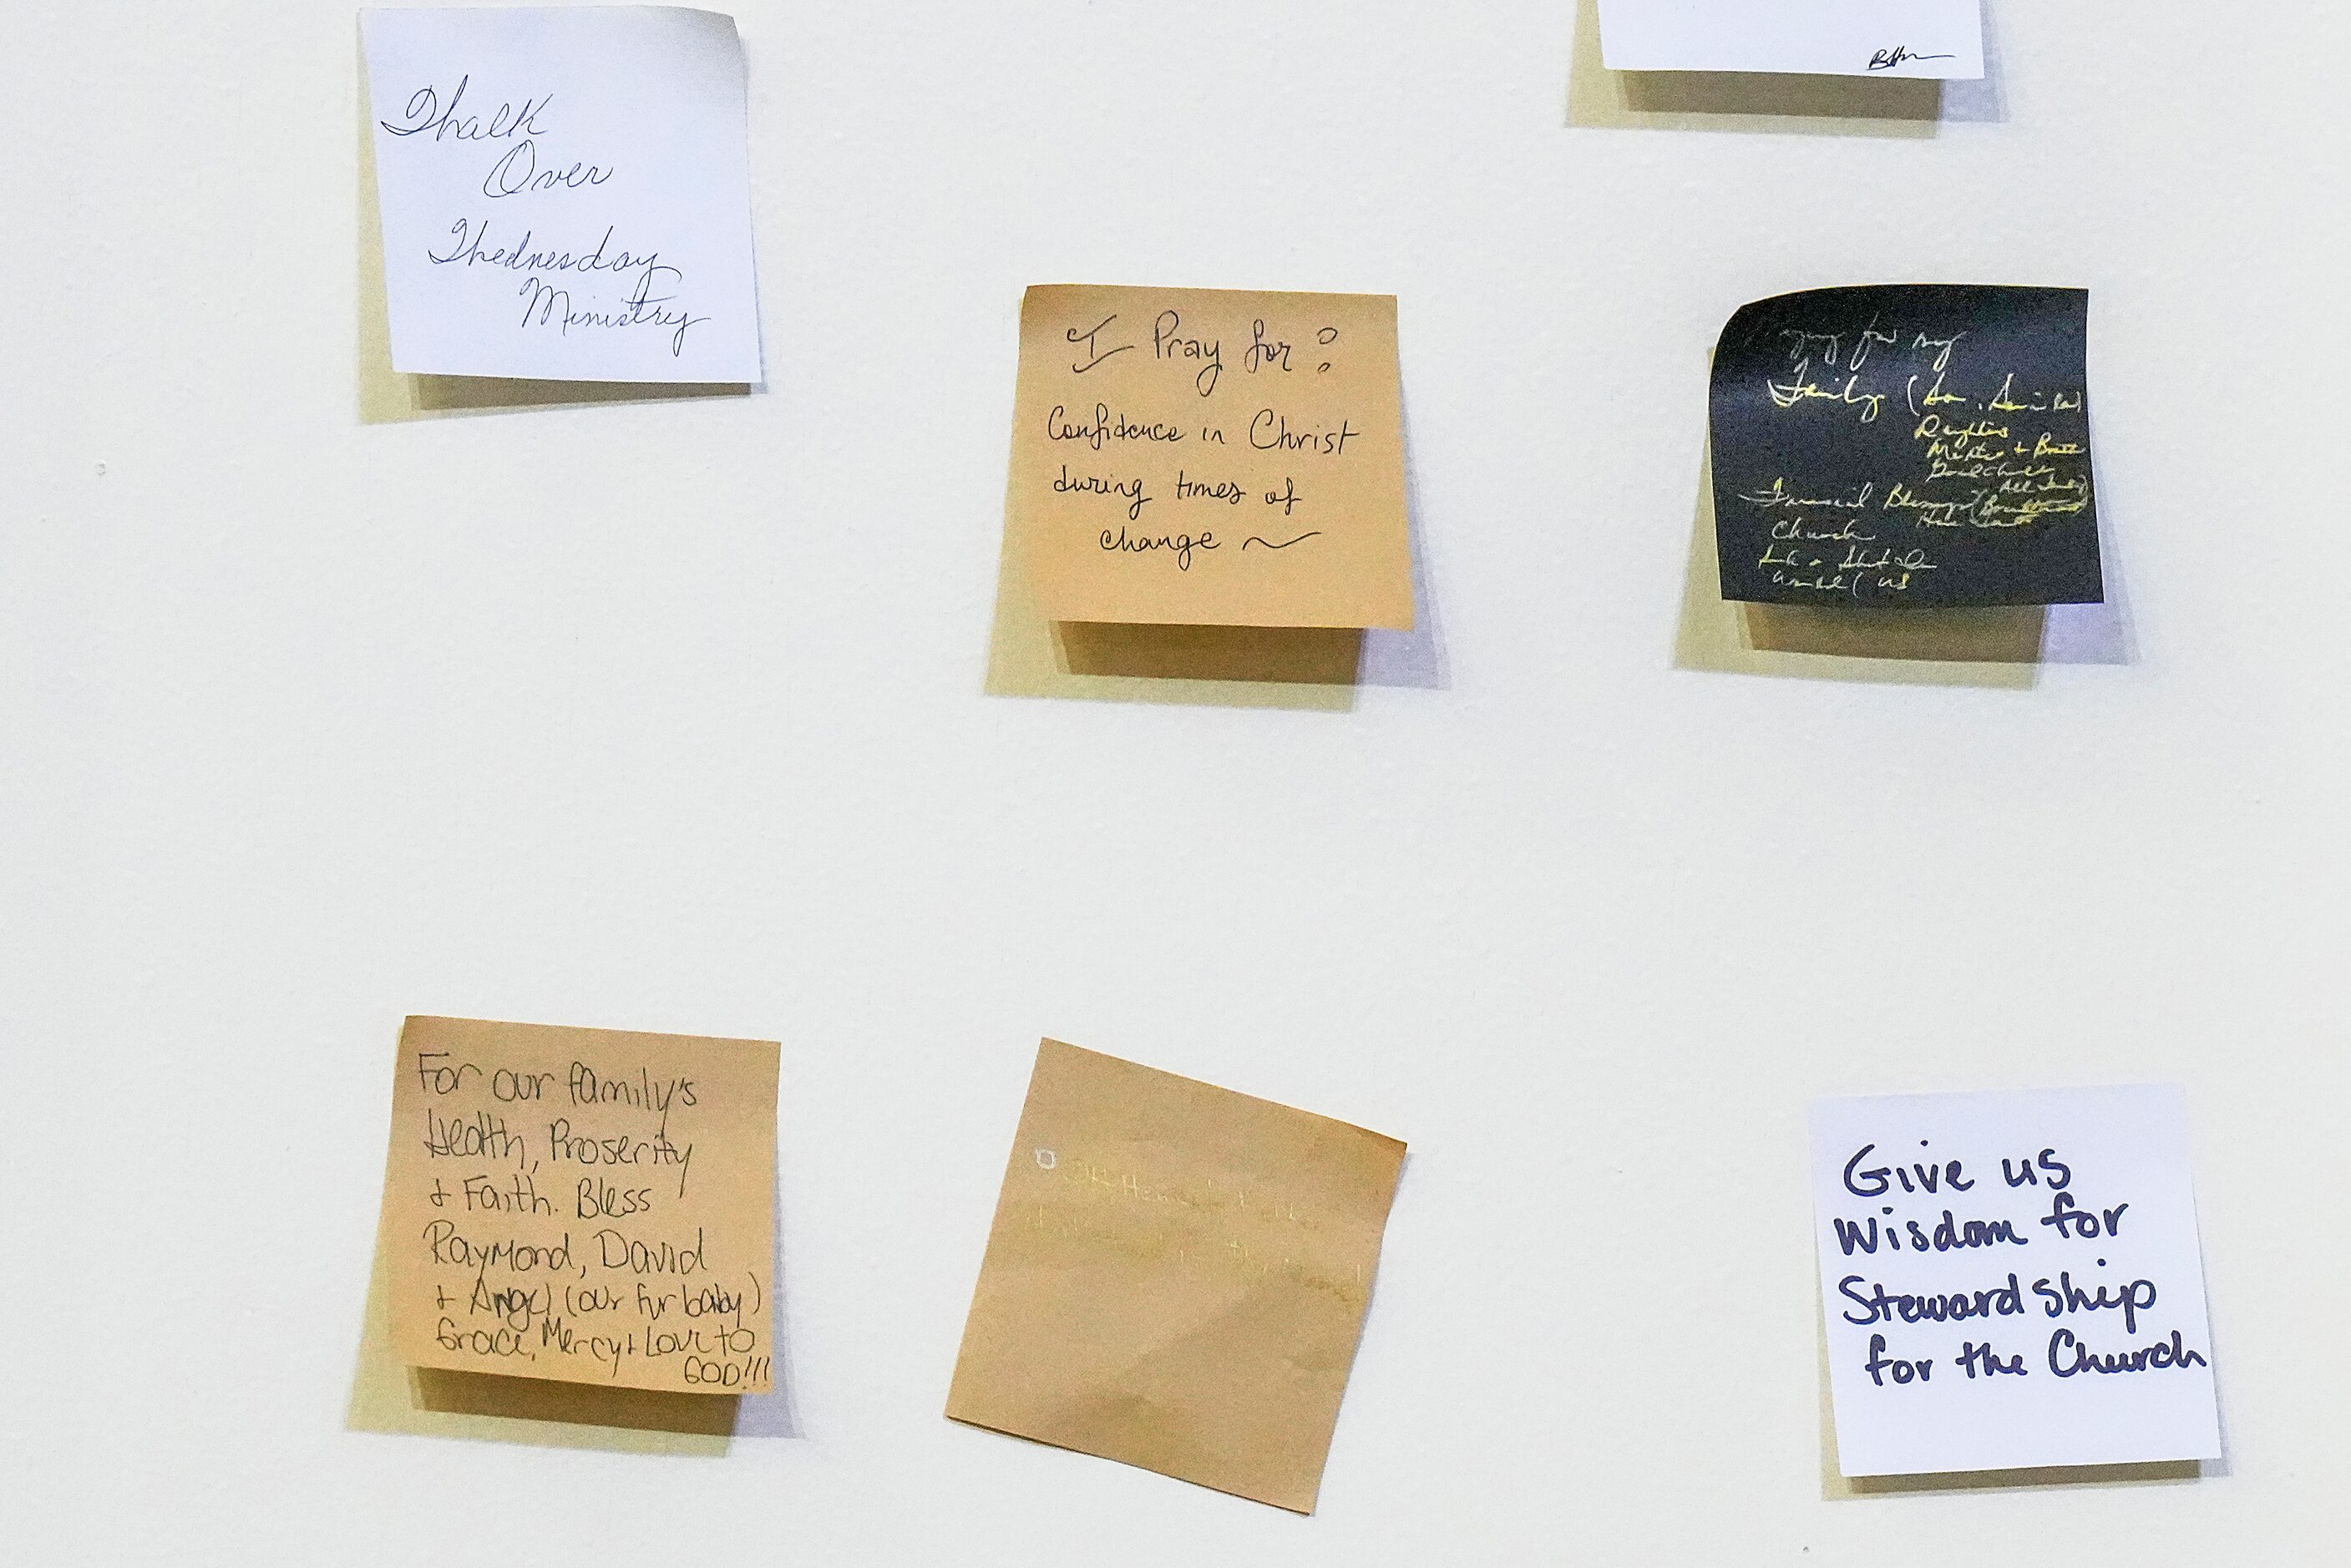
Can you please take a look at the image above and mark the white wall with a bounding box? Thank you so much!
[3,3,2346,1562]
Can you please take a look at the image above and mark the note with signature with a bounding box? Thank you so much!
[362,7,760,382]
[1711,285,2102,608]
[377,1015,781,1396]
[1598,0,1984,78]
[1811,1085,2222,1476]
[947,1039,1406,1512]
[1009,286,1416,630]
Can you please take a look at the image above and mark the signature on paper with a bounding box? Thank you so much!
[1867,44,1955,71]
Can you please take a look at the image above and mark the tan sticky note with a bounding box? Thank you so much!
[379,1016,779,1397]
[946,1039,1406,1513]
[1011,285,1415,630]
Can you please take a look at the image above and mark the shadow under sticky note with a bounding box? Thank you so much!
[981,513,1451,706]
[354,44,749,424]
[984,569,1356,710]
[1058,623,1365,684]
[983,459,1365,711]
[1744,603,2045,663]
[412,1368,738,1435]
[1566,0,1941,137]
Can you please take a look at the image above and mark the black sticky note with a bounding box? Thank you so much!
[1710,285,2102,608]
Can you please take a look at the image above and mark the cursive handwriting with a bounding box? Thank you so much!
[1153,311,1224,397]
[381,75,552,141]
[1056,464,1151,521]
[430,220,656,282]
[517,266,707,357]
[1067,314,1132,374]
[1099,524,1216,570]
[1868,45,1955,71]
[377,67,753,366]
[1737,301,2095,601]
[1034,294,1380,590]
[482,139,614,200]
[1047,402,1184,450]
[403,1043,768,1390]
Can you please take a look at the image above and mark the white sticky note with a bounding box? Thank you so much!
[1597,1,1985,79]
[1810,1085,2222,1477]
[362,7,762,382]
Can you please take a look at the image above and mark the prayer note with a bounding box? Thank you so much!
[1598,0,1984,79]
[1711,284,2103,608]
[1811,1085,2222,1476]
[1009,286,1416,630]
[947,1039,1406,1512]
[379,1016,780,1395]
[362,7,761,382]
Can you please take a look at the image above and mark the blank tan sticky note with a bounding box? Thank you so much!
[380,1016,779,1397]
[1011,285,1415,630]
[946,1039,1406,1513]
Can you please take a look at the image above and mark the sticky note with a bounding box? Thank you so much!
[947,1039,1406,1512]
[1710,284,2103,608]
[1598,0,1984,79]
[1811,1085,2222,1476]
[362,7,761,382]
[1009,286,1416,631]
[379,1016,780,1395]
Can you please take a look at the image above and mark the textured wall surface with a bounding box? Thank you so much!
[3,3,2346,1561]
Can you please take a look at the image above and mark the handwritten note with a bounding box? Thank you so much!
[1811,1085,2222,1476]
[947,1039,1406,1512]
[1597,0,1984,78]
[362,7,761,382]
[1711,285,2103,608]
[380,1016,780,1395]
[1009,286,1415,630]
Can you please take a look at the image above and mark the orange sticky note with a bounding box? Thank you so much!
[1010,285,1416,630]
[948,1039,1406,1512]
[378,1016,779,1396]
